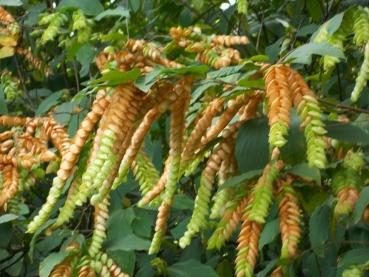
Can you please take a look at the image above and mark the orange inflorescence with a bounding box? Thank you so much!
[278,177,302,260]
[264,65,292,148]
[211,35,249,46]
[15,47,52,76]
[200,94,251,148]
[0,163,18,209]
[0,6,15,24]
[336,187,360,215]
[181,98,224,165]
[50,261,72,277]
[235,216,262,277]
[208,195,249,249]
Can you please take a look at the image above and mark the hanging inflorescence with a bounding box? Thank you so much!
[5,4,369,277]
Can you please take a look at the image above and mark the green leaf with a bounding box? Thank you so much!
[90,69,141,87]
[134,67,163,92]
[0,46,15,59]
[135,65,208,92]
[336,248,369,277]
[132,208,155,238]
[222,169,262,190]
[57,0,104,16]
[170,218,190,239]
[35,90,65,116]
[24,3,46,26]
[325,12,344,35]
[107,250,136,276]
[95,6,130,21]
[309,202,331,256]
[306,0,323,22]
[0,85,8,114]
[168,259,218,277]
[173,195,194,210]
[284,42,345,64]
[207,64,245,79]
[107,233,151,251]
[352,186,369,224]
[191,81,218,105]
[53,101,78,125]
[28,219,56,262]
[238,78,264,89]
[163,64,208,77]
[76,43,96,77]
[288,163,321,184]
[258,219,280,250]
[0,0,22,6]
[324,120,369,145]
[0,213,18,224]
[236,117,269,173]
[129,0,140,13]
[256,259,278,277]
[39,251,69,277]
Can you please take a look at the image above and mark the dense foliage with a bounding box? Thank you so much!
[1,0,369,276]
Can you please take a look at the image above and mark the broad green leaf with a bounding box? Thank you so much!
[90,69,141,87]
[168,259,218,277]
[129,0,140,12]
[0,213,18,224]
[170,218,190,239]
[0,0,22,6]
[221,169,262,189]
[325,120,369,145]
[288,163,321,184]
[95,6,130,21]
[107,233,151,251]
[107,250,136,276]
[36,229,71,254]
[53,101,78,125]
[306,0,323,22]
[280,111,307,164]
[238,78,264,89]
[256,259,278,277]
[107,208,135,240]
[309,202,331,256]
[192,0,204,10]
[132,208,155,238]
[336,248,369,276]
[236,117,269,173]
[39,251,69,277]
[35,90,65,116]
[57,0,104,16]
[76,43,96,77]
[258,219,280,250]
[284,42,345,64]
[28,219,57,262]
[173,195,194,210]
[24,3,46,26]
[352,186,369,224]
[326,12,345,35]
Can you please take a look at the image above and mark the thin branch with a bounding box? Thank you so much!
[319,99,369,115]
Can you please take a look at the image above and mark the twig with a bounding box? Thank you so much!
[336,65,343,101]
[13,56,35,110]
[318,99,369,115]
